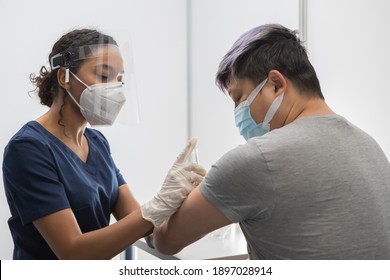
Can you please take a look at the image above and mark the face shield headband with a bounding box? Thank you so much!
[50,44,117,70]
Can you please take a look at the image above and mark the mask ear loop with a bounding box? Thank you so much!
[235,78,268,112]
[262,92,285,126]
[246,78,268,105]
[64,69,84,111]
[68,70,91,90]
[65,68,70,83]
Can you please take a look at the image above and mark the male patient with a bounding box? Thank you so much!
[153,24,390,259]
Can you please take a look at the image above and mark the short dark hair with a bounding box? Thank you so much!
[216,24,323,99]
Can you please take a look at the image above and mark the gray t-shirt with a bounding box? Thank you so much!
[201,114,390,259]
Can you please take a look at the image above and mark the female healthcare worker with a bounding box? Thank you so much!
[2,28,206,259]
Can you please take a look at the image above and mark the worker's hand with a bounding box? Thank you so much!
[141,138,206,227]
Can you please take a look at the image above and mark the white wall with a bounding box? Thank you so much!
[307,0,390,158]
[0,0,188,260]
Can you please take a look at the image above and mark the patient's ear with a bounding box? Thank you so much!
[268,70,286,96]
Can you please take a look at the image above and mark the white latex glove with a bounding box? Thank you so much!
[141,138,206,227]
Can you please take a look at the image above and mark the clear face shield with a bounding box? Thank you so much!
[50,32,140,127]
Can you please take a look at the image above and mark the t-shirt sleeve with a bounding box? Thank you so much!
[3,138,70,225]
[200,142,275,223]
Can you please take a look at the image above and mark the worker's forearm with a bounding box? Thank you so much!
[64,209,153,259]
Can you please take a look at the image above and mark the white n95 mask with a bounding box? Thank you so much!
[234,78,284,141]
[66,71,126,126]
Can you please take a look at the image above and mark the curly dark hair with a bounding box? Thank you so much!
[30,28,118,107]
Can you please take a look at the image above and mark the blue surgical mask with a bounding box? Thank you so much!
[234,78,284,141]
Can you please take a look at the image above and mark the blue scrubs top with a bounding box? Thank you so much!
[2,121,126,259]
